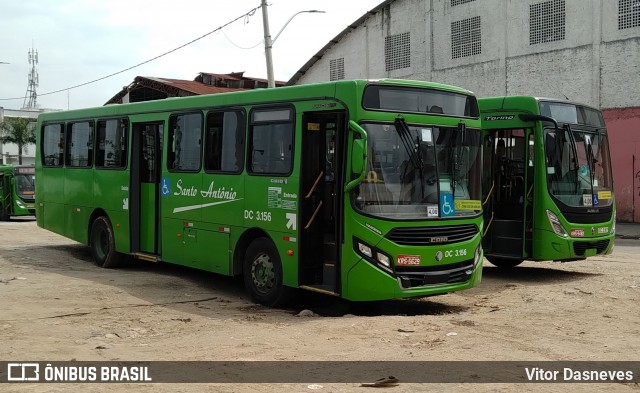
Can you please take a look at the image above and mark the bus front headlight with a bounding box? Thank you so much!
[473,244,482,266]
[376,252,391,268]
[357,242,373,258]
[546,210,568,237]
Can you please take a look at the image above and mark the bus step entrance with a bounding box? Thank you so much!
[133,252,161,263]
[322,262,336,287]
[323,239,337,264]
[490,219,523,257]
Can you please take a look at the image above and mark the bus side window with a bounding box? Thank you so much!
[96,118,128,169]
[42,123,65,167]
[66,121,94,168]
[168,113,203,172]
[205,110,245,173]
[249,108,293,175]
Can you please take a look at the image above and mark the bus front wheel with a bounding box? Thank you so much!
[487,256,523,268]
[0,204,8,221]
[243,237,291,307]
[90,216,124,268]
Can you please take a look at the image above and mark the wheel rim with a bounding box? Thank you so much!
[250,252,275,295]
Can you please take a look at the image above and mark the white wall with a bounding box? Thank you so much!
[295,0,640,109]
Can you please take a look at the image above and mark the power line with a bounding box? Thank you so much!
[220,28,264,50]
[0,5,261,102]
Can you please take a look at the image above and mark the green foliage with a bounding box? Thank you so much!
[0,117,36,164]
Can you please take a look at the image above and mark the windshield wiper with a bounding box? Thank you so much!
[394,117,423,169]
[394,117,426,200]
[563,124,581,193]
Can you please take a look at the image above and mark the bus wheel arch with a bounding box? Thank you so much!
[89,213,124,268]
[241,234,292,306]
[232,228,271,276]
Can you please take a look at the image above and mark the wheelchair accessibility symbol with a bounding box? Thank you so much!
[440,193,456,217]
[161,178,171,196]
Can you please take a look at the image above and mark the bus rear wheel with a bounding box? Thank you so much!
[243,237,291,307]
[486,256,523,268]
[90,216,124,268]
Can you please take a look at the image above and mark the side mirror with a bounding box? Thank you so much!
[351,139,365,175]
[345,120,368,192]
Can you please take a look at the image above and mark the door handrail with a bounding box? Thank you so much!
[304,200,323,229]
[305,171,324,199]
[483,182,494,206]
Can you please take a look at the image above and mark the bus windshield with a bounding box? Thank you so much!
[15,174,36,198]
[544,126,613,208]
[355,122,482,219]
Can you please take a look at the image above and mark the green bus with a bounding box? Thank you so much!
[479,96,615,267]
[0,165,36,220]
[36,79,484,305]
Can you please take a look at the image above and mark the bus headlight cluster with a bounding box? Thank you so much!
[354,238,393,271]
[16,200,25,209]
[546,210,568,237]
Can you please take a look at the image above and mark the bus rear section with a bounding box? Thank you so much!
[479,96,615,267]
[0,165,35,220]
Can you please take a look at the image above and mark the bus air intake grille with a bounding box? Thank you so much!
[573,240,610,256]
[397,259,475,288]
[385,224,478,246]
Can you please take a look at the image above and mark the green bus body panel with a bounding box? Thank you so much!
[93,170,130,253]
[479,96,614,262]
[35,79,484,301]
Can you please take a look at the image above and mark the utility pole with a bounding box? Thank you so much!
[260,3,324,89]
[261,0,275,88]
[23,46,39,109]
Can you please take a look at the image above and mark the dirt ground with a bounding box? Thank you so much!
[0,218,638,392]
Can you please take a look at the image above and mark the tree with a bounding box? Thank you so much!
[0,117,36,165]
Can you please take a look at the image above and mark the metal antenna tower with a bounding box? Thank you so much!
[23,45,39,109]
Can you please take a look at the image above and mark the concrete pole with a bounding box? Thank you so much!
[261,0,275,88]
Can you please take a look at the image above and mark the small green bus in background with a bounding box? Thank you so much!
[0,165,36,220]
[479,96,615,267]
[36,79,484,305]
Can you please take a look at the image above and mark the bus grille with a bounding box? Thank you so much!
[573,240,610,256]
[397,259,475,288]
[385,224,478,246]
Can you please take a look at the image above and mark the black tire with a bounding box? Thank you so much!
[90,216,124,268]
[243,237,291,307]
[486,256,524,268]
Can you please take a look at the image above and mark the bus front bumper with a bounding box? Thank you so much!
[342,251,483,301]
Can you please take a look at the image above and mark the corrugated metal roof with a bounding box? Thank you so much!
[151,77,244,95]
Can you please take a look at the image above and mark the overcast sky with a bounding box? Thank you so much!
[0,0,382,111]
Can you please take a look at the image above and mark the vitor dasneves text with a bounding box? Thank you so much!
[525,367,634,381]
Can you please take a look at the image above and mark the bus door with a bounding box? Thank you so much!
[486,128,531,260]
[130,122,163,256]
[299,111,345,294]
